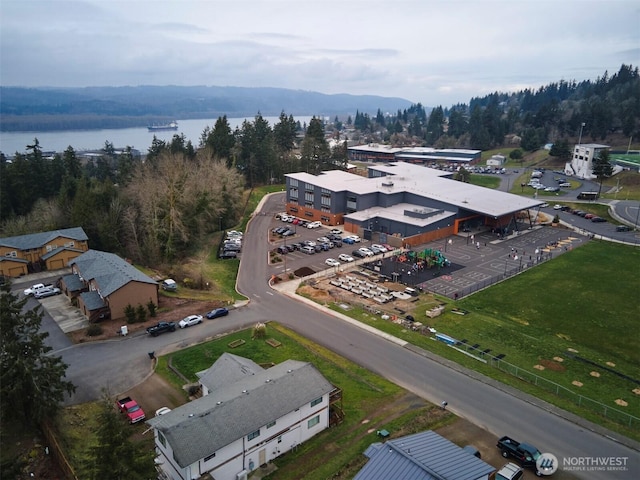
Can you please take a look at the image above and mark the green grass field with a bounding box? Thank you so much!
[305,240,640,440]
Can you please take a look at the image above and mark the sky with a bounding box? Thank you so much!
[1,0,639,108]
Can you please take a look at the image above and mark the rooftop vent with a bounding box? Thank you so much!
[381,180,394,187]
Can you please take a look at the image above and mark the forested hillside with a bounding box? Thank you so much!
[352,64,640,150]
[0,85,413,132]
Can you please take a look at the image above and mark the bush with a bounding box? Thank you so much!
[124,305,136,324]
[136,304,147,323]
[87,324,103,337]
[147,300,157,317]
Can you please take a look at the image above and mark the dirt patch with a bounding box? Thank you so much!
[67,296,224,344]
[540,359,566,372]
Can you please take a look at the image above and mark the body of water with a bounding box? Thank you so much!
[0,116,314,156]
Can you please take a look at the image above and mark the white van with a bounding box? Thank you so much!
[161,279,178,291]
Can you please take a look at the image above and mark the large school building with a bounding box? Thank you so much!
[284,162,543,247]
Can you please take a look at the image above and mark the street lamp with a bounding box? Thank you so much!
[578,122,586,146]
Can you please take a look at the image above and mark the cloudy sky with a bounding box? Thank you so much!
[1,0,638,107]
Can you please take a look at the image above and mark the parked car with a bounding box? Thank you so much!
[352,249,366,258]
[544,187,559,192]
[178,314,203,328]
[206,307,229,319]
[219,251,238,259]
[342,237,356,244]
[495,463,524,480]
[276,246,288,254]
[155,407,172,416]
[303,240,316,247]
[146,321,176,336]
[346,235,361,243]
[306,221,322,229]
[34,287,62,299]
[317,236,330,243]
[558,182,572,188]
[325,258,341,267]
[357,247,374,257]
[282,229,295,236]
[301,246,315,255]
[591,216,606,223]
[23,283,53,296]
[584,213,595,219]
[338,253,354,262]
[616,225,632,232]
[161,279,178,291]
[330,228,342,234]
[553,204,563,210]
[370,244,387,253]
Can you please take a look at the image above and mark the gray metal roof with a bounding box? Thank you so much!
[354,430,495,480]
[68,249,157,297]
[286,163,543,218]
[147,357,334,468]
[0,227,88,249]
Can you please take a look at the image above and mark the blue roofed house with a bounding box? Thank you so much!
[0,227,89,278]
[354,430,496,480]
[147,353,342,480]
[62,249,158,322]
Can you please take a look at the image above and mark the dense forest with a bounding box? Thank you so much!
[1,64,638,267]
[348,64,640,151]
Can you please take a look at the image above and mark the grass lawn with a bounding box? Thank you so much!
[469,174,501,189]
[156,323,452,480]
[301,241,640,441]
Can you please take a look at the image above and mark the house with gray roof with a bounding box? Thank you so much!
[354,430,495,480]
[147,353,339,480]
[63,249,158,321]
[0,227,89,277]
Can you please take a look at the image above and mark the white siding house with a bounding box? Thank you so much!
[566,143,609,179]
[147,353,335,480]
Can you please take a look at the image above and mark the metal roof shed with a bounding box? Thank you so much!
[354,430,495,480]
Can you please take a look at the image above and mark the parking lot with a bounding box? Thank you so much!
[267,212,590,300]
[267,215,383,276]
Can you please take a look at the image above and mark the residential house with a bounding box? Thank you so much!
[62,249,158,321]
[0,227,89,278]
[354,430,496,480]
[147,353,341,480]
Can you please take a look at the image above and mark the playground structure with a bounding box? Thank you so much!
[393,248,451,270]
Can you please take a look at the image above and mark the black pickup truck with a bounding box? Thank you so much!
[146,321,176,337]
[497,436,546,476]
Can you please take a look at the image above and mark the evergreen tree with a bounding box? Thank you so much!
[88,393,157,480]
[0,281,76,425]
[592,149,614,196]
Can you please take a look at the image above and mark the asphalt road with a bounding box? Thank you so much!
[20,190,639,480]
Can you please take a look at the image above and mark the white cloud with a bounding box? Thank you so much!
[1,0,638,106]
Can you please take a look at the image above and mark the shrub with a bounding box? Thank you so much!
[147,300,157,317]
[136,304,147,323]
[124,304,136,324]
[87,324,103,337]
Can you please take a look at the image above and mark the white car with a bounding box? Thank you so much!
[317,236,330,243]
[338,253,354,262]
[330,228,342,235]
[559,182,572,188]
[553,204,563,210]
[358,247,374,257]
[325,258,341,267]
[23,283,51,296]
[370,244,388,253]
[34,287,61,299]
[178,314,203,328]
[307,221,322,229]
[155,407,172,416]
[346,235,361,243]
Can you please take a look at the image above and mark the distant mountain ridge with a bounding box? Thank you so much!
[0,85,415,132]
